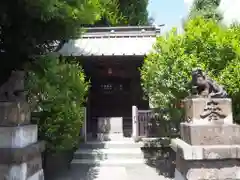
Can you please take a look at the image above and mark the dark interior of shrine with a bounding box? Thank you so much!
[78,55,149,137]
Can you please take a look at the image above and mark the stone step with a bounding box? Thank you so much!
[96,133,125,141]
[74,148,144,160]
[71,158,145,166]
[79,140,144,149]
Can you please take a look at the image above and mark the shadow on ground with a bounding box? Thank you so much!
[51,164,102,180]
[44,141,106,180]
[141,138,176,178]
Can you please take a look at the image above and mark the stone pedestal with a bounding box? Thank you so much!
[183,98,233,124]
[0,101,45,180]
[171,98,240,180]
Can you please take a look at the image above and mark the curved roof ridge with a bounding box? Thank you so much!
[58,25,165,56]
[80,25,164,38]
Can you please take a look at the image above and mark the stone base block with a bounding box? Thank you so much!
[97,133,110,141]
[180,123,240,145]
[0,125,38,148]
[27,169,44,180]
[171,138,240,160]
[0,141,45,164]
[171,139,240,179]
[175,155,240,180]
[184,98,232,124]
[0,156,43,180]
[97,133,124,141]
[97,117,123,134]
[0,101,30,126]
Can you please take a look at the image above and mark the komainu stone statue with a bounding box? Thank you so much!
[183,68,232,124]
[191,68,227,98]
[170,68,240,180]
[0,70,25,101]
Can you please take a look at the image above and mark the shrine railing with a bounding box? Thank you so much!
[137,108,179,138]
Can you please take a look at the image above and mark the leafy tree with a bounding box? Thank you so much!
[119,0,149,25]
[217,24,240,121]
[219,59,240,121]
[188,0,223,21]
[26,55,89,153]
[141,17,240,125]
[0,0,121,84]
[94,0,149,26]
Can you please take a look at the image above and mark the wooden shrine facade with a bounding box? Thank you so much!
[58,25,163,138]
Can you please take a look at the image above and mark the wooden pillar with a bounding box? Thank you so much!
[130,78,139,105]
[81,107,87,142]
[86,92,92,139]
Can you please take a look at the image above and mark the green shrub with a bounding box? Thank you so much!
[141,17,240,124]
[26,55,89,153]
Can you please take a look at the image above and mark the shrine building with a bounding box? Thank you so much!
[58,25,162,139]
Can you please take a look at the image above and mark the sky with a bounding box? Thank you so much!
[148,0,240,33]
[147,0,187,33]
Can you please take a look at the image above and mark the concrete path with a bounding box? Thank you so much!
[52,163,173,180]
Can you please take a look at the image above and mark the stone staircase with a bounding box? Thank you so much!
[53,134,173,180]
[71,135,145,167]
[53,117,172,180]
[67,134,146,180]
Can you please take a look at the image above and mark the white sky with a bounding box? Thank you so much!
[184,0,240,25]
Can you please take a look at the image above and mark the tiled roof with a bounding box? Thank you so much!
[58,25,163,56]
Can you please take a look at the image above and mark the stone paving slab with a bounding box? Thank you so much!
[126,165,173,180]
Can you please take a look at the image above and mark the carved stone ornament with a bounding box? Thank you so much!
[0,70,26,102]
[200,100,227,122]
[191,68,228,98]
[183,98,232,124]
